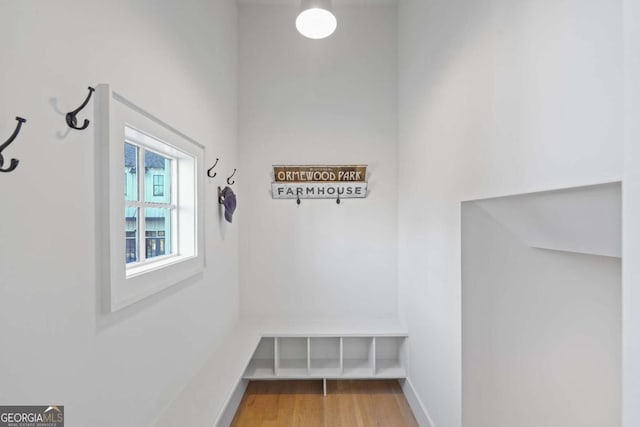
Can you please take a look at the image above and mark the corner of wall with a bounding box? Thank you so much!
[401,378,436,427]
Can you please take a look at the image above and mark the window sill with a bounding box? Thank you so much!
[126,254,196,279]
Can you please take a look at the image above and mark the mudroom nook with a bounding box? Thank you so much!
[1,0,638,426]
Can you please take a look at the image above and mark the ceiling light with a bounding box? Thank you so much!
[296,0,337,40]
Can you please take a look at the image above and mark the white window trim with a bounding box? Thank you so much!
[95,84,205,312]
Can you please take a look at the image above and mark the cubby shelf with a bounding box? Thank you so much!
[276,337,307,377]
[243,337,275,379]
[244,359,274,378]
[375,336,406,378]
[242,335,408,380]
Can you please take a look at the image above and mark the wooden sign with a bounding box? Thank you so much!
[271,165,368,200]
[273,165,367,182]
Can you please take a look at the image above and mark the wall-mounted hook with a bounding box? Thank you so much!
[207,158,219,178]
[336,195,341,205]
[296,195,301,206]
[227,168,237,185]
[0,117,26,173]
[66,86,95,130]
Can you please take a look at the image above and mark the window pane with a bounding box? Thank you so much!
[145,207,171,259]
[153,175,164,196]
[125,207,138,263]
[124,143,138,202]
[145,151,171,203]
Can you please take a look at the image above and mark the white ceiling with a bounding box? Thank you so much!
[471,182,622,258]
[237,0,397,5]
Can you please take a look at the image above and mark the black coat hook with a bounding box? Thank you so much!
[0,117,26,173]
[66,86,95,130]
[227,168,237,185]
[207,158,219,178]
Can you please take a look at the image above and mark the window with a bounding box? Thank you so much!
[124,142,173,266]
[153,175,164,196]
[96,85,205,313]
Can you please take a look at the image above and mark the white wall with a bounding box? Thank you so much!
[238,2,398,320]
[623,0,640,425]
[473,183,622,258]
[462,202,621,427]
[0,1,238,426]
[397,0,623,425]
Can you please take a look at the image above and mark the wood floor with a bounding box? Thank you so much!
[230,379,419,427]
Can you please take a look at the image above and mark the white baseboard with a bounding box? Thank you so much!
[215,379,249,427]
[401,378,435,427]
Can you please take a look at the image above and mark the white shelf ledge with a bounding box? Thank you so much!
[279,359,307,371]
[244,317,408,337]
[376,359,406,377]
[343,358,373,377]
[277,368,309,378]
[244,359,275,379]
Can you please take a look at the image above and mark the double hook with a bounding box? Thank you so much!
[207,159,237,185]
[0,117,27,173]
[295,194,341,206]
[66,87,95,130]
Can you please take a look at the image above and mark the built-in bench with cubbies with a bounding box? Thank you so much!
[243,334,408,395]
[157,320,420,427]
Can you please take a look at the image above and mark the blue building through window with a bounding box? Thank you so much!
[125,143,173,264]
[153,175,164,196]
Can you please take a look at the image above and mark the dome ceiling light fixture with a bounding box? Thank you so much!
[296,0,337,39]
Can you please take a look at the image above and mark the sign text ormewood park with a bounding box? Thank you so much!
[271,165,368,200]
